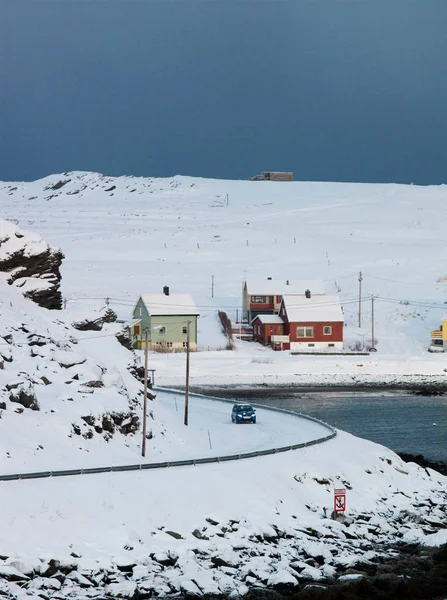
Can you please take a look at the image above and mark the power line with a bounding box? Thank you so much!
[67,296,360,312]
[375,296,447,310]
[364,274,447,287]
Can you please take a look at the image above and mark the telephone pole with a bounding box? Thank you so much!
[358,271,363,328]
[371,296,375,351]
[184,321,191,426]
[142,328,149,457]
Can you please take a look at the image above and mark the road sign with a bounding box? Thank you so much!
[334,487,346,514]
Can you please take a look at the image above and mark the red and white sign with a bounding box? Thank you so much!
[334,488,346,514]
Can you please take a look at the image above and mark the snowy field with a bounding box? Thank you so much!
[2,171,447,387]
[0,173,446,597]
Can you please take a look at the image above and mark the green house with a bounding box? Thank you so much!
[129,289,199,351]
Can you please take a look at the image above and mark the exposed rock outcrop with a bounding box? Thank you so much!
[9,384,40,411]
[72,308,117,331]
[0,220,64,309]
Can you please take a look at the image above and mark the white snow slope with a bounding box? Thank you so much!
[0,173,446,597]
[2,171,447,387]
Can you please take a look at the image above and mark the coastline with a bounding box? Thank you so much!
[185,385,447,475]
[187,383,447,395]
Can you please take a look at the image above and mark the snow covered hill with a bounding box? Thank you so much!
[0,421,445,598]
[2,171,447,386]
[0,173,446,598]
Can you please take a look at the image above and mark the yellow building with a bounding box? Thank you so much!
[429,317,447,352]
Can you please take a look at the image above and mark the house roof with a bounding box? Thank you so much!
[245,278,325,296]
[281,295,344,322]
[251,314,284,325]
[139,293,199,316]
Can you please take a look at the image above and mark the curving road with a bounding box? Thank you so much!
[0,390,335,482]
[154,390,334,461]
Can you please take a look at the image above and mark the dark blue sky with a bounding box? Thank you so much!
[1,1,447,184]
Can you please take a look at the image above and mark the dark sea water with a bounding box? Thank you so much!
[208,390,447,463]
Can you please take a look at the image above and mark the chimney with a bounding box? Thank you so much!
[267,277,272,280]
[305,289,311,299]
[286,280,289,285]
[163,286,170,296]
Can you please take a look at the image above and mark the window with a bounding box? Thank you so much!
[308,343,315,347]
[182,326,187,335]
[328,343,335,347]
[139,307,142,316]
[276,295,282,303]
[251,296,266,303]
[268,296,274,303]
[158,326,166,335]
[297,326,314,338]
[183,341,188,348]
[323,326,332,335]
[166,342,173,348]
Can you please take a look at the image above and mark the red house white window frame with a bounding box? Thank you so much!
[297,326,314,338]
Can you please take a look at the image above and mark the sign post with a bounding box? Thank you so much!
[334,488,346,516]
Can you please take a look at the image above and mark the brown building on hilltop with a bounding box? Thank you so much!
[249,172,294,182]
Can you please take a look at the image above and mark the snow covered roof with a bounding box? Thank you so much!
[245,278,325,296]
[140,293,199,316]
[282,295,343,322]
[251,314,284,325]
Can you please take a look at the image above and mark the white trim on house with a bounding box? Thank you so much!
[290,341,343,350]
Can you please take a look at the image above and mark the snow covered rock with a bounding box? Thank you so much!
[52,350,86,368]
[72,307,117,332]
[9,383,40,411]
[0,565,29,581]
[105,581,137,598]
[267,568,299,590]
[65,570,94,587]
[0,220,63,310]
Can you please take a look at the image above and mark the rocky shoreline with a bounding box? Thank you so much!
[243,543,447,599]
[1,540,445,600]
[398,453,447,478]
[1,480,446,600]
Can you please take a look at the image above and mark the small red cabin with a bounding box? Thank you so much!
[252,314,284,345]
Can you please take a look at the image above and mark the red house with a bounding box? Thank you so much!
[279,294,344,351]
[242,278,325,322]
[252,314,284,345]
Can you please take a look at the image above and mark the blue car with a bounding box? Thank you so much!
[231,403,256,424]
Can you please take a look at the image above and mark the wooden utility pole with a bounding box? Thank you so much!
[142,328,149,457]
[184,321,191,426]
[358,271,363,328]
[371,296,375,351]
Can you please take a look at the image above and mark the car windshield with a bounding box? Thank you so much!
[234,405,253,412]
